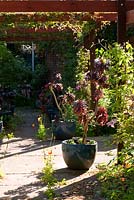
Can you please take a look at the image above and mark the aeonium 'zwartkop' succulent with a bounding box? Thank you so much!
[73,58,110,143]
[39,58,111,144]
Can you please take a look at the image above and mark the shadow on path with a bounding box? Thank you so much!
[3,168,99,200]
[0,139,61,159]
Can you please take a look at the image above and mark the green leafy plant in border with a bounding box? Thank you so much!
[103,42,134,151]
[0,42,32,88]
[97,42,134,200]
[42,151,57,199]
[42,149,66,199]
[36,115,47,140]
[98,156,134,200]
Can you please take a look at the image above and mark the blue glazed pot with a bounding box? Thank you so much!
[62,139,97,170]
[52,120,76,140]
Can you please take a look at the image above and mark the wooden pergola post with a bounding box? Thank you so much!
[84,28,97,110]
[117,0,126,162]
[89,29,96,110]
[117,0,126,43]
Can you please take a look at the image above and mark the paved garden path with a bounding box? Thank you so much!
[0,108,117,200]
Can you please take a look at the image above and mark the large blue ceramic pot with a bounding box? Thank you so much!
[62,139,97,170]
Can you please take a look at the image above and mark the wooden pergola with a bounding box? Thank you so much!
[0,0,133,42]
[0,0,133,156]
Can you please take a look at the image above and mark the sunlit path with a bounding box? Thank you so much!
[0,108,117,199]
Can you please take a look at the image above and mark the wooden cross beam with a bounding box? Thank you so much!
[0,36,68,42]
[0,0,133,13]
[0,1,118,12]
[1,27,72,34]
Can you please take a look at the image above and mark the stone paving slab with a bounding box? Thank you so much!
[0,137,117,199]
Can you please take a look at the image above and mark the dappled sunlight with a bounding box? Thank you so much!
[0,109,117,199]
[0,136,61,159]
[51,172,99,200]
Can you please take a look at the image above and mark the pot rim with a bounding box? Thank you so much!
[62,139,97,146]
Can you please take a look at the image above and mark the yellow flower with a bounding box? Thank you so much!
[37,116,42,122]
[32,123,35,128]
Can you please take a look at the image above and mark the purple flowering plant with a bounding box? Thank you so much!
[39,58,114,144]
[73,58,111,143]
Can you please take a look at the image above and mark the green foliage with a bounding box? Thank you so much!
[36,115,47,140]
[38,39,77,89]
[0,13,96,41]
[97,43,134,200]
[42,154,57,186]
[98,156,134,200]
[0,129,14,140]
[14,95,35,107]
[103,43,134,143]
[31,63,49,90]
[0,43,32,88]
[41,150,67,199]
[3,114,23,132]
[76,47,90,77]
[67,137,96,145]
[127,26,134,37]
[97,22,117,45]
[42,153,57,199]
[75,47,91,102]
[0,113,22,140]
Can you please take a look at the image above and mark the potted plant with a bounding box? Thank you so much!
[62,57,110,170]
[39,73,76,140]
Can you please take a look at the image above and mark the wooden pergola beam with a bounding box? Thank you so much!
[0,35,69,42]
[127,10,134,24]
[0,1,118,12]
[1,27,72,34]
[0,27,73,41]
[0,0,133,13]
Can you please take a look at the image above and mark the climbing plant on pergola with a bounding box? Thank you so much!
[0,0,133,42]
